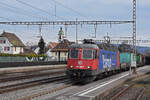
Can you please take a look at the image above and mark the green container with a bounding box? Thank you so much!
[136,55,142,65]
[136,55,140,64]
[120,53,131,64]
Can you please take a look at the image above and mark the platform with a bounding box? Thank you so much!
[46,65,150,100]
[0,64,66,74]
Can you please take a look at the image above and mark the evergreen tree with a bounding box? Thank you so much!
[38,37,45,54]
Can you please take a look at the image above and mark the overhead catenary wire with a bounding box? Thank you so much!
[51,0,89,19]
[0,1,48,21]
[15,0,65,20]
[0,16,14,21]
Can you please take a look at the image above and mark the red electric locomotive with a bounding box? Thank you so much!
[66,39,119,83]
[67,43,100,83]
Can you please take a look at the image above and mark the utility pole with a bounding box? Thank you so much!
[39,24,42,37]
[92,24,97,38]
[76,18,78,43]
[132,0,137,74]
[54,3,56,17]
[64,24,67,38]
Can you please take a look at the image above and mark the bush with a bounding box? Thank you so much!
[0,53,47,57]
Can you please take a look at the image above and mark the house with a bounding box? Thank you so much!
[29,42,58,56]
[23,47,36,55]
[47,42,58,49]
[51,39,74,61]
[0,31,25,54]
[30,45,39,54]
[46,42,58,57]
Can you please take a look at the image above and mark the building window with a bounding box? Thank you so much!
[4,47,10,51]
[0,40,5,44]
[55,52,57,56]
[4,47,6,51]
[15,47,16,51]
[3,40,6,44]
[0,46,3,52]
[65,53,67,56]
[7,47,10,51]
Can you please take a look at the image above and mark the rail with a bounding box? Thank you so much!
[0,75,67,94]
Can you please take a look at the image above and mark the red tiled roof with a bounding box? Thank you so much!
[47,42,58,49]
[51,39,74,52]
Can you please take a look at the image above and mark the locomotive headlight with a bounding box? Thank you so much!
[70,66,73,68]
[87,66,91,69]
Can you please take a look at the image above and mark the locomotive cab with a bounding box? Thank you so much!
[68,44,99,69]
[67,43,99,82]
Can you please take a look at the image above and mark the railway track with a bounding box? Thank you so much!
[0,75,67,94]
[0,70,65,83]
[18,83,72,100]
[110,84,146,100]
[0,65,66,75]
[105,74,150,100]
[136,88,145,100]
[97,73,150,100]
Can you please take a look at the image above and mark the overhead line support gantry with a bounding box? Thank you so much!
[0,21,133,25]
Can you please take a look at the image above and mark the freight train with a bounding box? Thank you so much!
[66,39,145,83]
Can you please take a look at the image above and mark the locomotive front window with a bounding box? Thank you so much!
[70,49,79,59]
[82,49,93,59]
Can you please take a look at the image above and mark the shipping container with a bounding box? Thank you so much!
[120,53,131,64]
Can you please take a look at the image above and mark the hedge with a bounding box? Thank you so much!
[0,53,47,57]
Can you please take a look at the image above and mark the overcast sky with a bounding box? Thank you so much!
[0,0,149,46]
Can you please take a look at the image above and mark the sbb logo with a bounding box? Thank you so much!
[78,61,82,65]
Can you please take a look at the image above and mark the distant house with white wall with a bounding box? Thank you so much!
[0,31,25,54]
[30,42,58,57]
[46,42,58,57]
[30,45,39,54]
[51,39,74,61]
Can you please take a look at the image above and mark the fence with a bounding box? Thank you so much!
[0,56,67,62]
[0,56,67,68]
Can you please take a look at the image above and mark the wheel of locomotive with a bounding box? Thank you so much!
[103,72,108,77]
[112,70,117,74]
[69,77,81,84]
[95,73,105,80]
[81,76,96,84]
[126,66,129,71]
[109,71,113,76]
[106,71,112,76]
[118,68,122,73]
[106,71,111,76]
[121,67,125,72]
